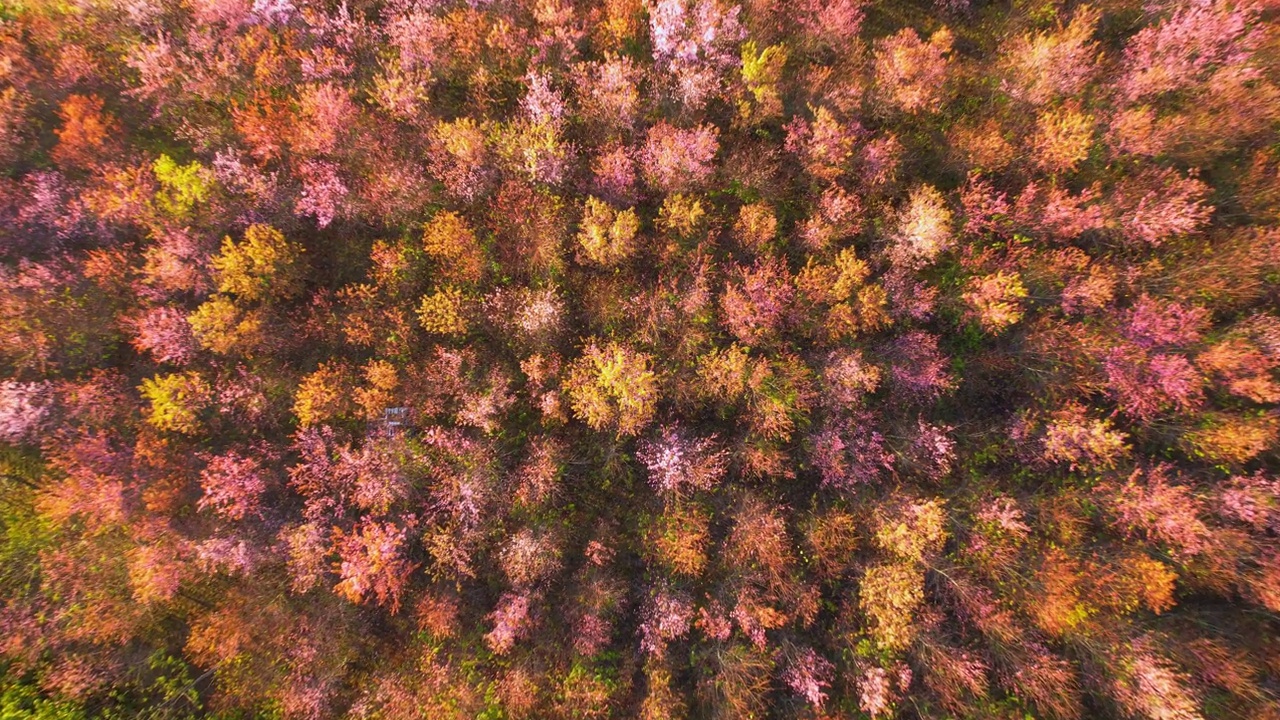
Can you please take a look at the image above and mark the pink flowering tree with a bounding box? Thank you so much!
[798,0,865,50]
[639,584,694,656]
[0,380,52,445]
[1000,4,1100,105]
[907,419,956,482]
[635,424,728,500]
[810,413,895,488]
[1103,465,1209,559]
[130,306,198,365]
[198,449,270,521]
[1012,181,1105,241]
[784,107,861,183]
[332,519,415,613]
[781,646,834,709]
[1118,1,1262,103]
[1103,347,1204,420]
[720,257,795,347]
[1112,169,1212,246]
[887,331,955,404]
[1121,295,1209,350]
[486,591,534,655]
[648,0,745,108]
[574,55,642,131]
[640,122,719,192]
[887,185,954,269]
[296,161,349,228]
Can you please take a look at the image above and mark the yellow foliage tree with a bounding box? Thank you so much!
[860,561,925,652]
[140,371,212,435]
[188,296,264,356]
[417,286,469,335]
[565,341,658,435]
[423,210,486,284]
[211,224,304,301]
[740,41,788,121]
[577,197,640,267]
[294,362,354,428]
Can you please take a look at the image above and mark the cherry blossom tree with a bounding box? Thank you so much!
[887,185,954,269]
[198,450,269,521]
[636,424,727,499]
[0,381,52,445]
[640,122,719,192]
[333,519,415,612]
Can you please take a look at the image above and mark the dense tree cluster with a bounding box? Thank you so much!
[1,0,1279,718]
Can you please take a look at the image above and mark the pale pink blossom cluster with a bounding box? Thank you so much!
[213,150,282,216]
[782,647,834,708]
[798,0,864,47]
[960,175,1010,237]
[515,287,564,338]
[639,585,694,655]
[0,380,52,444]
[1012,181,1105,240]
[575,55,641,129]
[16,171,88,242]
[522,71,568,126]
[858,663,912,718]
[344,436,410,515]
[1110,645,1204,720]
[811,414,895,487]
[573,611,612,656]
[910,419,956,481]
[1001,4,1100,105]
[720,257,795,346]
[1115,168,1211,246]
[1119,0,1261,102]
[195,536,260,577]
[296,161,349,228]
[385,6,445,72]
[500,527,563,588]
[975,497,1031,539]
[889,331,955,403]
[636,424,727,498]
[884,268,938,321]
[1121,295,1210,349]
[289,425,357,521]
[486,591,532,655]
[887,185,953,269]
[590,145,638,203]
[1217,472,1279,532]
[648,0,745,107]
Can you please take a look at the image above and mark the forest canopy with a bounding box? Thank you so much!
[1,0,1280,718]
